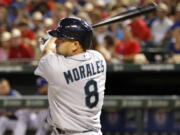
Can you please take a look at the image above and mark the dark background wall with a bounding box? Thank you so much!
[1,70,180,95]
[105,71,180,95]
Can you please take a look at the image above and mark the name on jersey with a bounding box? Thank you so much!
[63,60,104,84]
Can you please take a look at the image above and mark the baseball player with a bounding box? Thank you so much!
[34,17,107,135]
[0,78,21,135]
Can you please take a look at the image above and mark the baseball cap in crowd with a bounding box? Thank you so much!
[157,3,168,12]
[145,0,156,4]
[64,1,74,10]
[36,77,47,88]
[1,31,11,42]
[44,18,54,27]
[95,0,106,7]
[121,0,130,6]
[11,28,21,38]
[32,11,43,21]
[84,2,94,12]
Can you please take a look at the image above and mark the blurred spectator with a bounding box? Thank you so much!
[92,35,111,63]
[169,3,180,31]
[115,26,141,63]
[104,35,117,54]
[0,6,11,30]
[43,17,55,31]
[83,2,94,14]
[133,53,149,64]
[110,7,127,40]
[76,11,92,24]
[170,28,180,54]
[0,31,11,61]
[35,77,48,95]
[9,28,34,60]
[144,12,157,28]
[36,17,55,38]
[0,0,179,64]
[52,3,68,26]
[14,77,49,135]
[95,25,109,46]
[129,17,151,42]
[167,28,180,63]
[64,1,75,15]
[0,78,20,96]
[109,23,124,40]
[0,0,11,7]
[17,21,37,53]
[89,9,102,25]
[104,35,120,63]
[14,11,29,25]
[28,1,51,16]
[0,78,21,135]
[92,10,109,45]
[18,21,35,41]
[30,11,43,33]
[0,23,9,35]
[35,77,50,135]
[92,0,108,18]
[151,3,173,44]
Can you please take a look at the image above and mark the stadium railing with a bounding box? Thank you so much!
[0,96,180,135]
[1,62,180,73]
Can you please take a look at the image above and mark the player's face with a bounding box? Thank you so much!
[55,38,78,56]
[0,80,10,95]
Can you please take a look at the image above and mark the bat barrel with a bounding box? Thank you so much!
[92,2,157,28]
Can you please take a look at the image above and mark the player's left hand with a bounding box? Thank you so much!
[39,33,57,52]
[39,34,51,51]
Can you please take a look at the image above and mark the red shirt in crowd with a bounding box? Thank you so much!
[129,18,151,41]
[9,43,34,59]
[21,30,35,40]
[0,0,11,6]
[115,40,140,56]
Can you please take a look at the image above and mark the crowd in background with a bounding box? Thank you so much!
[1,1,180,134]
[0,0,180,64]
[0,77,49,135]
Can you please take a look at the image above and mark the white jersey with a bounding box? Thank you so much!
[34,50,106,132]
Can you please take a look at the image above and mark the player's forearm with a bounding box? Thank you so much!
[41,37,57,57]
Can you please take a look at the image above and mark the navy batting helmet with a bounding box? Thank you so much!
[48,17,93,50]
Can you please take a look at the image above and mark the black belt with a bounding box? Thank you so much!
[53,127,93,134]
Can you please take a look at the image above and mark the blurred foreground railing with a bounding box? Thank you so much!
[1,96,180,135]
[0,95,180,109]
[1,61,180,73]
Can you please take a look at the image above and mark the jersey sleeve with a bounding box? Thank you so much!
[34,53,55,81]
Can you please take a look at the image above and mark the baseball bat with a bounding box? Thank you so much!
[91,3,157,28]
